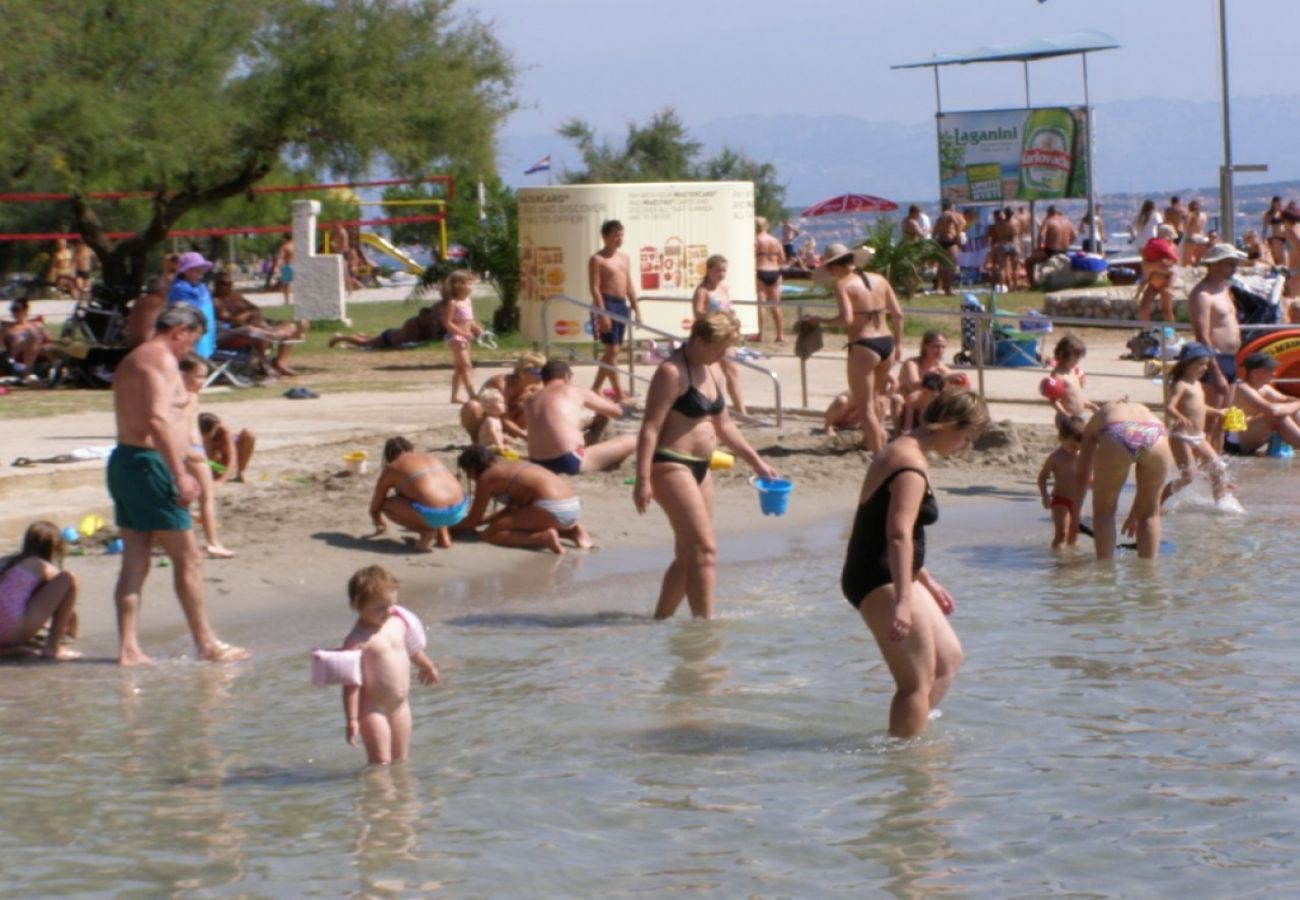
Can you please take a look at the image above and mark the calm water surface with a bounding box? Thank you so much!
[1,463,1298,896]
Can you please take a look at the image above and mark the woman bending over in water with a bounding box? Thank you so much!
[841,390,988,737]
[808,243,903,452]
[1074,399,1174,560]
[634,312,777,619]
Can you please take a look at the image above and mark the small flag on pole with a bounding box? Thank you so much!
[524,155,551,175]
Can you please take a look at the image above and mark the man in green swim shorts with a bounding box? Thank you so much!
[108,304,250,666]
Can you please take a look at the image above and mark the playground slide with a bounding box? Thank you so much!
[359,233,426,275]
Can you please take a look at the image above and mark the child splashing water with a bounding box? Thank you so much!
[1037,413,1087,548]
[339,565,439,765]
[0,521,80,660]
[1161,342,1241,512]
[443,270,483,404]
[1040,334,1099,418]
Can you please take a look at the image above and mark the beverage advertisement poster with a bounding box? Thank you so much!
[936,107,1090,204]
[517,183,757,342]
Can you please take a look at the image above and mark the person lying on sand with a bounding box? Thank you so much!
[329,305,442,350]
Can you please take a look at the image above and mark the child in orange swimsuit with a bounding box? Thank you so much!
[1037,413,1086,548]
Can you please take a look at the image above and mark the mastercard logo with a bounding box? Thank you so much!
[554,320,580,336]
[583,319,594,335]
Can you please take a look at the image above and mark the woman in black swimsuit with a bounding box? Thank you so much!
[841,390,988,737]
[634,312,778,620]
[810,243,904,452]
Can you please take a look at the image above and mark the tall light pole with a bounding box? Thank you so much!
[1218,0,1235,244]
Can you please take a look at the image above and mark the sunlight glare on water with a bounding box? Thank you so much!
[0,462,1297,895]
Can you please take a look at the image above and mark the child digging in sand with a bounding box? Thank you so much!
[1161,342,1240,511]
[1039,334,1099,418]
[0,521,80,660]
[1037,413,1087,548]
[199,413,256,484]
[339,565,439,766]
[179,356,234,559]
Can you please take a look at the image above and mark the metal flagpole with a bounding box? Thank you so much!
[1082,53,1100,254]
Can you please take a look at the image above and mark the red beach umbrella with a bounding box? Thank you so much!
[799,193,899,217]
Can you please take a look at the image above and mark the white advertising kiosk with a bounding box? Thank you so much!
[517,182,757,343]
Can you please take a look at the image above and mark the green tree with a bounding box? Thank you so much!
[411,174,521,334]
[557,109,787,223]
[0,0,514,295]
[862,218,951,298]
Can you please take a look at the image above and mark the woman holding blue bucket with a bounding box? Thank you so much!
[634,312,778,619]
[368,437,467,553]
[842,390,988,737]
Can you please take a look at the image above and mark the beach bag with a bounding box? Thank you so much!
[1126,328,1162,360]
[794,318,823,360]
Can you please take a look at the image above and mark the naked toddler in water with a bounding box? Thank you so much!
[335,565,439,765]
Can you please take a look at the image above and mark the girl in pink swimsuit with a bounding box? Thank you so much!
[442,270,483,404]
[0,521,80,660]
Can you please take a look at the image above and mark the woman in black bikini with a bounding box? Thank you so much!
[841,390,988,737]
[810,243,904,452]
[634,312,778,620]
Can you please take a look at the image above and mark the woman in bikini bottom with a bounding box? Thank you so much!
[650,447,710,484]
[852,334,895,360]
[1080,402,1173,560]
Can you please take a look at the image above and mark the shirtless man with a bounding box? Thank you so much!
[987,208,1020,290]
[1227,353,1300,455]
[1188,243,1247,451]
[1027,206,1076,285]
[755,217,786,342]
[1164,196,1187,245]
[933,200,964,296]
[211,273,306,375]
[901,205,928,242]
[49,238,74,295]
[72,239,95,301]
[106,304,249,666]
[780,220,800,260]
[525,359,637,474]
[588,220,641,404]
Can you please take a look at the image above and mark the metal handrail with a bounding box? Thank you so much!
[541,294,784,429]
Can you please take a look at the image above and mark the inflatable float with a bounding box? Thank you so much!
[1237,328,1300,398]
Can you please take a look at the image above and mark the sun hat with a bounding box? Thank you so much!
[812,242,874,284]
[1242,352,1279,372]
[1202,243,1247,265]
[1176,341,1213,362]
[174,251,213,276]
[1156,223,1177,240]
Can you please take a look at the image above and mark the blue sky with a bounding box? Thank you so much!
[470,0,1298,142]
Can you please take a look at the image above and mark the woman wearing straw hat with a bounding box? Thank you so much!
[167,251,217,359]
[807,243,904,452]
[634,312,777,619]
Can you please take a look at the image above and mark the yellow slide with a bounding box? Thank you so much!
[359,233,426,275]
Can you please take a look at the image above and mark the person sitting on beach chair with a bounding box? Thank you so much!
[212,274,306,376]
[1,298,54,380]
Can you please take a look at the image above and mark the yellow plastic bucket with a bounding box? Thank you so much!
[343,451,369,475]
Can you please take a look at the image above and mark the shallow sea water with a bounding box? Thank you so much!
[1,461,1298,896]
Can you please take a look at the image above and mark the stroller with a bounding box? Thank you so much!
[50,283,132,388]
[953,292,993,366]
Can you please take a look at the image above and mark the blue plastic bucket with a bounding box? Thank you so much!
[751,477,794,516]
[1267,434,1294,458]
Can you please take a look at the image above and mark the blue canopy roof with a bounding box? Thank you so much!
[892,31,1119,69]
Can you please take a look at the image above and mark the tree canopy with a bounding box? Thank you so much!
[557,109,788,224]
[0,0,515,290]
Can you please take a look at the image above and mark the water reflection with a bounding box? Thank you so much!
[838,745,959,899]
[352,764,440,896]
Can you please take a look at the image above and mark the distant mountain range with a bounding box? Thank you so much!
[499,95,1300,209]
